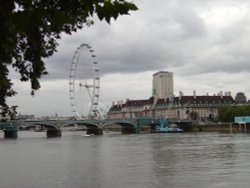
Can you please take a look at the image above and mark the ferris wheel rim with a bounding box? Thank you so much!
[69,43,100,119]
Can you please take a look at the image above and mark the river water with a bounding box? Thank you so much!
[1,131,250,188]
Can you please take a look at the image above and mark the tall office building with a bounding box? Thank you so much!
[152,71,174,100]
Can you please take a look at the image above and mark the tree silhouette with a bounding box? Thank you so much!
[0,0,137,120]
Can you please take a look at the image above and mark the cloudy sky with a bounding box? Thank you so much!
[8,0,250,117]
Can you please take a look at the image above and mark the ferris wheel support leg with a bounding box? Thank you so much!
[86,127,103,135]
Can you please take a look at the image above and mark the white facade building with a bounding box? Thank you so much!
[107,95,236,121]
[152,71,173,100]
[107,71,236,122]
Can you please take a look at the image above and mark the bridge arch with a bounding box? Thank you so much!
[18,122,61,138]
[103,121,138,134]
[63,122,103,135]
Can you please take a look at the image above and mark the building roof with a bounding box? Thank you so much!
[153,71,172,76]
[156,95,235,105]
[108,95,236,113]
[108,97,154,111]
[123,97,154,107]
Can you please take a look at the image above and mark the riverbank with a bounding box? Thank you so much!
[61,123,248,134]
[191,123,248,133]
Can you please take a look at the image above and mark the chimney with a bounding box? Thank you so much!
[220,91,223,99]
[118,101,122,107]
[193,90,196,99]
[179,91,183,100]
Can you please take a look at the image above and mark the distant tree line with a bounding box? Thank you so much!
[217,105,250,122]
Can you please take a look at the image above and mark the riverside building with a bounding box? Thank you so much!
[107,71,236,121]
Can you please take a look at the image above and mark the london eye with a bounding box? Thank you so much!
[69,43,100,119]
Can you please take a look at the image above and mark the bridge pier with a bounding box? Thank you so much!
[121,127,136,134]
[1,123,18,139]
[86,128,103,135]
[47,128,62,138]
[4,129,18,139]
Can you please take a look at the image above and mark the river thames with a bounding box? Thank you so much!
[1,131,250,188]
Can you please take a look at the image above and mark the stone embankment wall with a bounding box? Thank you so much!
[192,123,248,133]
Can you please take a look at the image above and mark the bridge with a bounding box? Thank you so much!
[0,117,192,138]
[0,118,138,138]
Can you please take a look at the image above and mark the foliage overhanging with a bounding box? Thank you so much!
[0,0,138,120]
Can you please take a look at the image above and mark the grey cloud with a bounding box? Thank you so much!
[169,7,206,39]
[10,0,250,116]
[43,0,250,82]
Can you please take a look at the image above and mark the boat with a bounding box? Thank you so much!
[151,117,184,133]
[171,120,193,132]
[83,134,95,137]
[152,126,184,133]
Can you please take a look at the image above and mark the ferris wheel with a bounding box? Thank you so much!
[69,43,100,119]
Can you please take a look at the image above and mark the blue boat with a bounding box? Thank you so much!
[153,126,184,133]
[152,117,184,133]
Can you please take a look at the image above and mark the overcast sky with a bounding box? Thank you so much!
[8,0,250,117]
